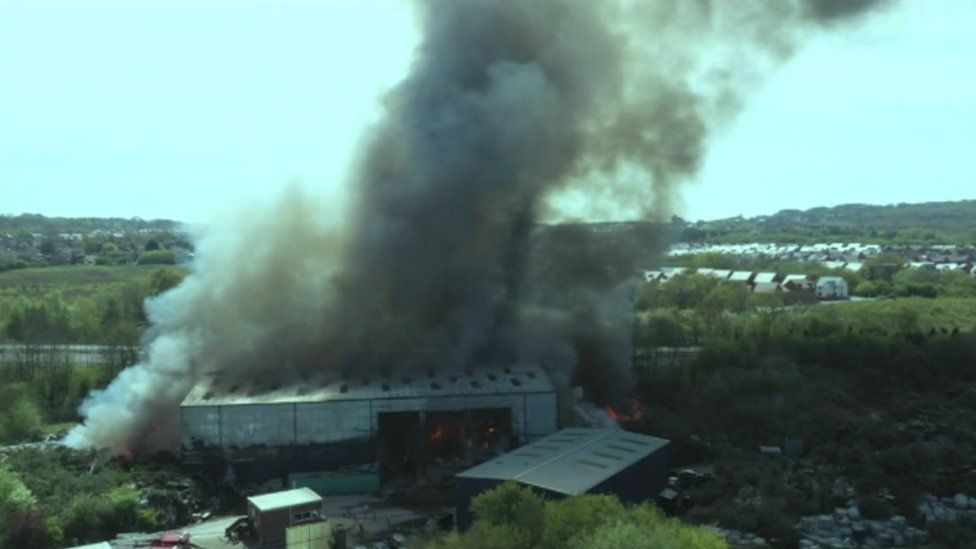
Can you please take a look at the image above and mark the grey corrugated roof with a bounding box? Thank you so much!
[248,487,321,512]
[181,364,555,407]
[457,428,668,495]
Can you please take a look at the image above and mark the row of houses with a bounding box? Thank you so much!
[644,268,851,300]
[669,242,976,268]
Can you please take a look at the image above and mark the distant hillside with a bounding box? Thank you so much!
[0,213,180,235]
[683,200,976,245]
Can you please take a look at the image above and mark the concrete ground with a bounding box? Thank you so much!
[168,492,447,548]
[322,494,432,538]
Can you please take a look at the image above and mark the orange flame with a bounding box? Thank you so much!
[428,423,465,445]
[605,400,647,423]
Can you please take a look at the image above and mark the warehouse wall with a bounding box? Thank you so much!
[523,393,558,440]
[591,445,669,505]
[182,391,558,450]
[221,403,295,447]
[296,401,372,443]
[181,405,220,448]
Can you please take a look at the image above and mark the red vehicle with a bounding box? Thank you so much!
[148,533,191,548]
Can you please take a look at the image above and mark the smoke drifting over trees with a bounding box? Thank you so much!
[66,0,891,452]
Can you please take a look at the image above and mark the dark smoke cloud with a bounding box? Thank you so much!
[66,0,893,452]
[806,0,891,24]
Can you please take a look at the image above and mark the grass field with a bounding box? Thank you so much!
[0,265,173,300]
[0,265,159,297]
[0,265,188,344]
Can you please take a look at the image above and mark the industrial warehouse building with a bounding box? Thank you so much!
[455,428,669,529]
[180,365,558,480]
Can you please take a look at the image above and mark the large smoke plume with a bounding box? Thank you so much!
[66,0,890,452]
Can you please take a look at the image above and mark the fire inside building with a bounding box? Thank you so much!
[180,365,558,482]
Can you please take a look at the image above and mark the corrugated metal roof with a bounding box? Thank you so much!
[248,487,321,512]
[181,364,555,407]
[457,428,668,495]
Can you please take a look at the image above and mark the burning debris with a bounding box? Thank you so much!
[605,400,648,425]
[66,0,892,455]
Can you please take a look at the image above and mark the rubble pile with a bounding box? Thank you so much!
[135,477,213,527]
[708,526,768,547]
[915,492,976,523]
[797,507,926,548]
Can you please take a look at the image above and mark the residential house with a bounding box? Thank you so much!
[753,282,782,294]
[782,275,814,293]
[816,277,849,300]
[729,271,754,283]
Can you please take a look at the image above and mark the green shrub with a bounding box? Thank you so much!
[61,485,155,544]
[0,385,43,444]
[3,509,63,549]
[136,250,176,265]
[428,484,726,549]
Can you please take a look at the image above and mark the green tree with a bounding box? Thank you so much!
[659,274,718,309]
[5,299,72,344]
[862,253,905,282]
[698,283,750,319]
[0,466,35,521]
[61,486,155,544]
[148,267,186,297]
[428,484,726,549]
[469,482,545,545]
[540,494,625,547]
[941,270,976,297]
[0,384,43,444]
[137,249,176,265]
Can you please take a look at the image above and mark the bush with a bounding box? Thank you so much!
[137,250,176,265]
[0,466,60,549]
[3,509,62,549]
[62,485,156,544]
[0,385,43,444]
[0,466,35,520]
[429,484,726,549]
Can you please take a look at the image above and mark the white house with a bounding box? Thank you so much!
[729,271,753,283]
[816,276,849,300]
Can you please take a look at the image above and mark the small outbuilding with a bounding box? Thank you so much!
[455,428,669,530]
[247,488,323,548]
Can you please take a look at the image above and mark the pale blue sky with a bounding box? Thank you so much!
[1,0,974,223]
